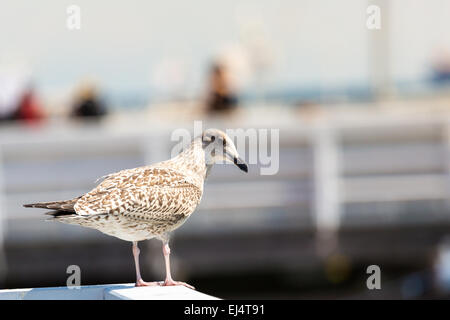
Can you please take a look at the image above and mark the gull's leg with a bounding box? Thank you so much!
[132,241,159,287]
[161,240,195,290]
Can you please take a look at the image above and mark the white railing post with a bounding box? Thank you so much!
[312,122,341,257]
[0,144,6,284]
[442,119,450,208]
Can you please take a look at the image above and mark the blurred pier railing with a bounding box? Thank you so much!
[1,111,450,286]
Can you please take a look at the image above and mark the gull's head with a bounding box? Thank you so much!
[201,128,248,173]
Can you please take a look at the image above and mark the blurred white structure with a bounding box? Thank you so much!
[1,104,450,283]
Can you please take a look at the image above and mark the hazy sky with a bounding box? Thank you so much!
[1,0,449,99]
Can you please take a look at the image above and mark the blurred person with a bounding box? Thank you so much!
[71,83,107,119]
[431,48,450,85]
[13,85,45,124]
[205,63,238,115]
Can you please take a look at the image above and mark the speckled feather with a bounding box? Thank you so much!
[33,137,210,242]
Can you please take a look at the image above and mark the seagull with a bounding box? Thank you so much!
[24,128,248,289]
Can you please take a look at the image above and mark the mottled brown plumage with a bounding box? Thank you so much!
[24,128,248,288]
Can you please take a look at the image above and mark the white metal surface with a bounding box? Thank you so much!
[0,284,218,300]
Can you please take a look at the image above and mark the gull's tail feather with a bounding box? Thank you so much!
[23,197,81,212]
[44,210,77,218]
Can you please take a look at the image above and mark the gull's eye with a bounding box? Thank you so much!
[223,139,226,147]
[210,135,215,142]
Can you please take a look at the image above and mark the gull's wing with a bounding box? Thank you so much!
[74,167,202,224]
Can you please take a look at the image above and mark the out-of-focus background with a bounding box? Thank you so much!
[1,0,450,299]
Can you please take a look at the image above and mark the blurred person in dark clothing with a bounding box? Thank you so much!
[431,47,450,85]
[71,83,107,119]
[206,63,238,115]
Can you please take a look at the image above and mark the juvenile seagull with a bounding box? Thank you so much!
[24,129,248,288]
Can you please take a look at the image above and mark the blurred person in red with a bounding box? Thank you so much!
[13,86,45,123]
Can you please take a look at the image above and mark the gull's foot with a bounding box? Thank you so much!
[162,279,195,290]
[135,279,160,287]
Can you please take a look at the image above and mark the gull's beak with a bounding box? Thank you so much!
[224,146,248,173]
[233,156,248,173]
